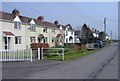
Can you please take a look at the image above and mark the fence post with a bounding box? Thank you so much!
[41,48,43,60]
[30,49,32,62]
[38,48,40,60]
[62,48,64,61]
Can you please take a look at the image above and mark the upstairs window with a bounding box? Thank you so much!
[14,22,21,29]
[30,24,36,32]
[30,37,36,43]
[71,32,73,35]
[15,36,21,44]
[43,27,47,33]
[52,29,55,33]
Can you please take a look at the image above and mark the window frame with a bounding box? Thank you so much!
[43,27,47,33]
[14,21,21,29]
[15,36,21,44]
[30,37,36,43]
[30,24,36,32]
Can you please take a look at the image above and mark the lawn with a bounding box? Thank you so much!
[44,48,99,61]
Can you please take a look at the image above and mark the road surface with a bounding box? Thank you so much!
[2,42,118,79]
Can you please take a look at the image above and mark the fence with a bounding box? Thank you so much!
[0,49,32,62]
[0,48,65,62]
[41,48,64,61]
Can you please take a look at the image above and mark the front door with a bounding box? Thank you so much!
[4,37,10,50]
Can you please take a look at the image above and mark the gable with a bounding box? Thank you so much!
[13,16,21,22]
[30,19,35,24]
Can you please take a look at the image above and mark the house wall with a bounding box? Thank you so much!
[1,20,26,50]
[65,30,74,43]
[49,29,61,47]
[0,19,63,49]
[0,20,2,49]
[25,25,43,48]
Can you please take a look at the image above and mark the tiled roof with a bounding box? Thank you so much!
[56,34,61,37]
[3,31,15,36]
[0,11,60,29]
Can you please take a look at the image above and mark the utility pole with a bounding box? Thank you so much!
[104,18,107,34]
[111,31,112,40]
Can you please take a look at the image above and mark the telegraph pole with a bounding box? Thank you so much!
[104,18,107,33]
[111,31,112,40]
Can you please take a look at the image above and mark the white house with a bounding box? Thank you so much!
[64,24,75,43]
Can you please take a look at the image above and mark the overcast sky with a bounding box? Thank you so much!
[2,2,118,39]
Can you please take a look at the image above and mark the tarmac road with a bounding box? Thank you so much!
[2,42,118,79]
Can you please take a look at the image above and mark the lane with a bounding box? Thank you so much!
[96,52,118,79]
[25,42,118,79]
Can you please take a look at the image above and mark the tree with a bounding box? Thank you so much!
[81,24,94,44]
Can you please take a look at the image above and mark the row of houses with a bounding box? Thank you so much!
[0,9,76,50]
[0,9,110,50]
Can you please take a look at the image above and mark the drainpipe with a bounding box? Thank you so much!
[7,36,8,51]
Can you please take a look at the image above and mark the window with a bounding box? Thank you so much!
[15,36,21,44]
[52,29,55,33]
[60,37,62,42]
[43,27,47,33]
[14,22,21,29]
[30,24,36,32]
[30,37,36,43]
[43,37,47,43]
[71,32,73,35]
[66,38,68,43]
[52,37,55,43]
[66,31,68,36]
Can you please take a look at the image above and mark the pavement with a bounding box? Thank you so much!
[2,42,119,79]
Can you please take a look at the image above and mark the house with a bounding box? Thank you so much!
[91,28,99,38]
[64,24,75,44]
[0,9,64,50]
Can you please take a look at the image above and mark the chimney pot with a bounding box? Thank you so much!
[12,9,20,16]
[37,16,44,22]
[54,20,59,25]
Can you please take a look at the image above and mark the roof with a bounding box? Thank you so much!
[3,31,15,36]
[0,11,59,29]
[56,34,61,37]
[38,34,44,38]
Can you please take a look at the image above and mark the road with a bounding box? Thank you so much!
[2,42,118,79]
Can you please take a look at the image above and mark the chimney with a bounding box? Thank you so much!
[54,20,59,25]
[12,9,20,16]
[37,16,44,22]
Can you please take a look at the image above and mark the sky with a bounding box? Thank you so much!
[1,2,118,40]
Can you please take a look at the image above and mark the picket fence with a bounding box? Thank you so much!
[0,49,32,62]
[0,48,65,62]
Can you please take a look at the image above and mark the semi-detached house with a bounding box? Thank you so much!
[0,9,65,50]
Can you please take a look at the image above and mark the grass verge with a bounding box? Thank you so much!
[44,48,100,61]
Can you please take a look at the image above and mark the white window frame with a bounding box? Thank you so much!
[30,37,36,43]
[15,36,21,44]
[43,27,47,33]
[14,21,21,29]
[30,24,36,32]
[52,29,55,33]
